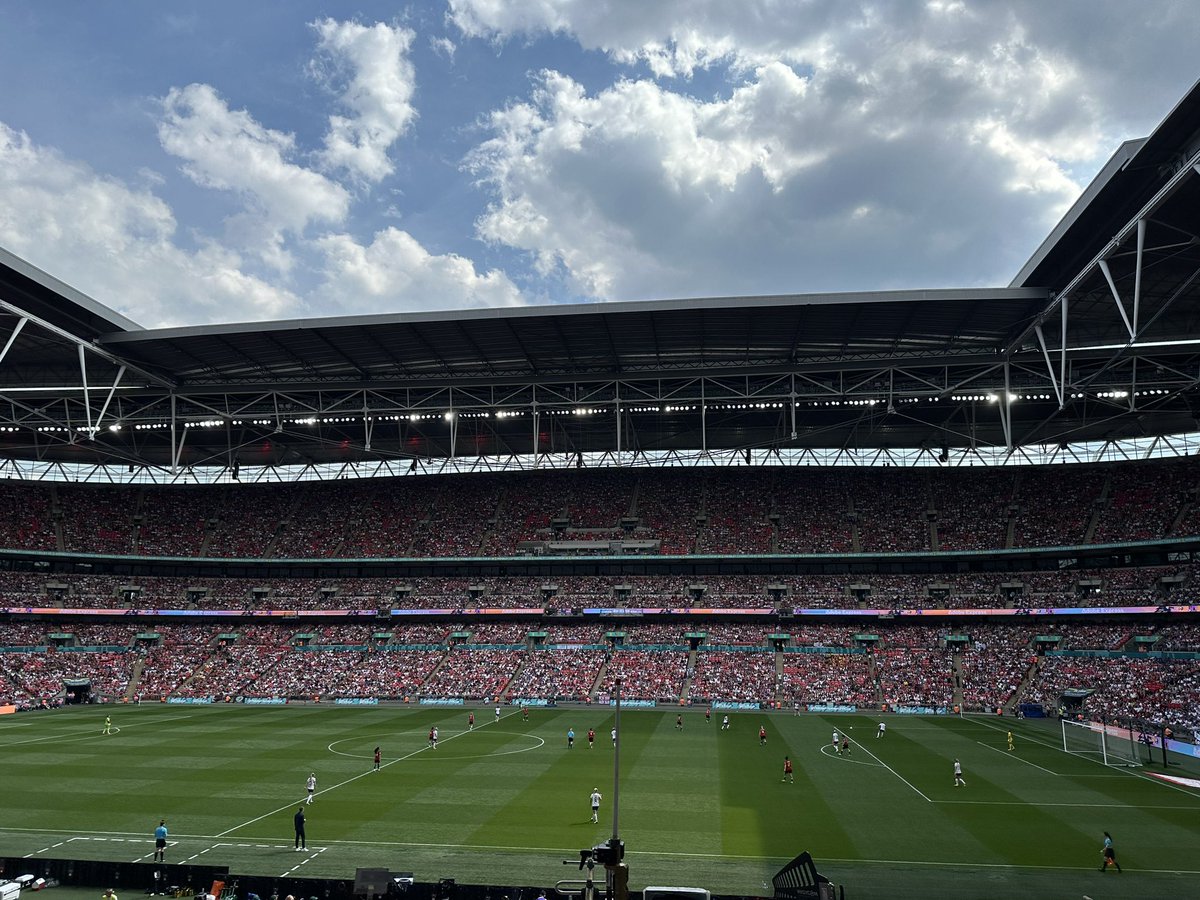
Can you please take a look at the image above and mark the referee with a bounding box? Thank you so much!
[153,819,168,862]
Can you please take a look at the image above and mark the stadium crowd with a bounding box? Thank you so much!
[1,459,1199,735]
[4,458,1195,560]
[0,619,1197,733]
[1,565,1192,613]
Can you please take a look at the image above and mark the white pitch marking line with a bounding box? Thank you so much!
[848,737,932,802]
[819,743,884,767]
[17,830,1200,875]
[178,846,214,864]
[934,799,1200,809]
[132,839,179,863]
[26,836,85,857]
[281,846,326,877]
[0,714,196,748]
[0,826,153,838]
[814,856,1200,875]
[217,710,523,838]
[974,740,1059,775]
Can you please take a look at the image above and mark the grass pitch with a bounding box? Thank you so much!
[2,705,1198,899]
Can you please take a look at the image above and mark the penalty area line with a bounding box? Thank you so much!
[850,739,932,802]
[973,740,1059,775]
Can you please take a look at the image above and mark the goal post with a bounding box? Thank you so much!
[1061,718,1141,767]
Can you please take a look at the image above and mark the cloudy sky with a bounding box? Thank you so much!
[0,2,1195,328]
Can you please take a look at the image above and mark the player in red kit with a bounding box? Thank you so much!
[759,725,767,746]
[782,755,793,783]
[587,728,595,749]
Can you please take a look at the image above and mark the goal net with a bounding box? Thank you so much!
[1061,719,1141,767]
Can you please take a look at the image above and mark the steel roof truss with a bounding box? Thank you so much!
[1078,264,1200,392]
[888,368,944,394]
[0,316,27,368]
[575,382,616,405]
[1097,257,1137,339]
[1033,325,1064,408]
[91,365,126,436]
[1008,146,1200,357]
[938,362,1005,396]
[0,297,173,389]
[791,373,841,397]
[842,367,890,396]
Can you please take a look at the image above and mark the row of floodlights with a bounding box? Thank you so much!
[21,388,1177,434]
[946,389,1167,403]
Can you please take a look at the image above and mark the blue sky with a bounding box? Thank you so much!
[0,1,1196,327]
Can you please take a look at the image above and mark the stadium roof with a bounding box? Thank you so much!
[2,80,1200,474]
[97,287,1047,389]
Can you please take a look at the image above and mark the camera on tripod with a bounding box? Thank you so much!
[573,841,624,869]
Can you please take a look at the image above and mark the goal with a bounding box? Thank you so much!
[1061,718,1141,767]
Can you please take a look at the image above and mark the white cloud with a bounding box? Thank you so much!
[430,36,457,62]
[310,18,418,183]
[0,121,299,326]
[158,82,351,269]
[315,227,523,313]
[466,51,1095,301]
[455,1,1174,299]
[0,113,522,326]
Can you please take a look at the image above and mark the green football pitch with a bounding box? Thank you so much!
[2,705,1198,900]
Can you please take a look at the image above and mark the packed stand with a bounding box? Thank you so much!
[875,649,955,708]
[1093,459,1194,545]
[774,469,853,553]
[0,481,57,551]
[959,626,1038,711]
[697,469,773,553]
[932,468,1011,550]
[1023,656,1200,731]
[505,648,606,700]
[57,485,136,555]
[599,650,688,701]
[135,488,210,557]
[778,653,874,706]
[634,470,702,554]
[0,649,131,705]
[410,475,497,557]
[850,469,931,552]
[688,650,776,704]
[419,648,523,699]
[1011,466,1104,548]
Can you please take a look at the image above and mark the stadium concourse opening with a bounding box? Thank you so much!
[4,76,1200,900]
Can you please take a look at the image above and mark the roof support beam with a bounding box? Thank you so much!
[172,423,190,473]
[0,297,173,388]
[1034,325,1063,408]
[1133,217,1146,336]
[998,361,1012,451]
[93,365,126,435]
[1097,258,1136,339]
[1006,146,1200,357]
[78,344,93,437]
[0,316,27,368]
